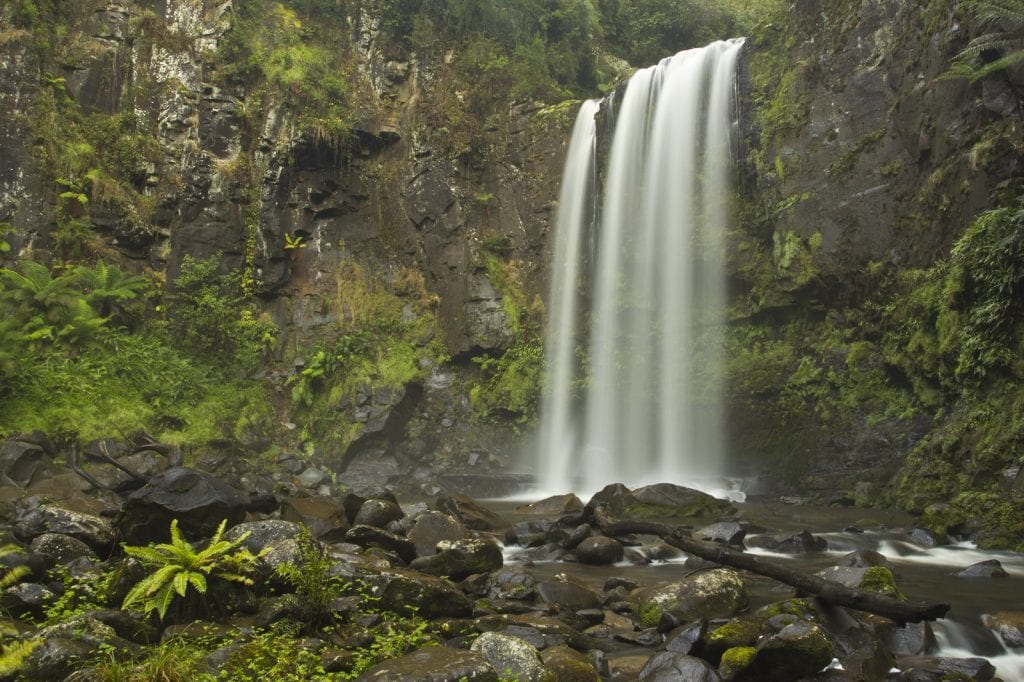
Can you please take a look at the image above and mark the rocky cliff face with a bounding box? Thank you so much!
[729,0,1024,509]
[0,0,570,483]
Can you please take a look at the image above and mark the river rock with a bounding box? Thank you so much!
[281,496,350,541]
[409,538,502,579]
[747,621,834,681]
[696,521,747,545]
[665,620,706,655]
[576,535,624,565]
[360,567,472,618]
[407,510,467,557]
[432,493,505,531]
[633,569,748,627]
[703,617,768,663]
[836,548,892,569]
[0,439,49,488]
[586,483,636,516]
[540,644,600,681]
[956,559,1008,578]
[894,655,996,680]
[537,579,601,612]
[488,568,538,601]
[507,519,557,547]
[906,527,947,548]
[2,582,55,618]
[118,467,248,544]
[21,637,96,681]
[223,520,304,554]
[628,483,735,519]
[747,530,827,553]
[638,652,721,681]
[981,611,1024,647]
[345,525,416,564]
[886,622,938,656]
[355,644,496,681]
[518,494,584,516]
[14,505,115,552]
[28,533,96,567]
[470,632,547,682]
[353,498,404,528]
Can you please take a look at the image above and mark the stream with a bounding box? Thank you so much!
[488,497,1024,680]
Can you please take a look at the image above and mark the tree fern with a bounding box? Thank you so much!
[73,260,147,322]
[122,519,260,621]
[945,0,1024,81]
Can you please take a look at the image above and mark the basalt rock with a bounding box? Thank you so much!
[117,467,248,544]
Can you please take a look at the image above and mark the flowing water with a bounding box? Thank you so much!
[535,39,745,498]
[493,498,1024,679]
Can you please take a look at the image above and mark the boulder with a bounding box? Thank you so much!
[536,579,601,612]
[981,611,1024,647]
[633,569,748,627]
[628,483,735,519]
[836,549,891,569]
[223,520,304,554]
[576,536,624,565]
[895,656,996,680]
[665,620,706,655]
[955,559,1008,578]
[747,530,827,554]
[886,622,938,656]
[118,467,248,544]
[470,632,547,682]
[281,496,350,541]
[0,439,49,488]
[507,520,556,547]
[487,568,538,601]
[409,538,502,579]
[345,525,417,564]
[695,521,746,546]
[360,568,473,618]
[2,582,55,618]
[540,644,600,681]
[638,652,721,681]
[355,645,496,681]
[407,511,467,557]
[518,494,584,516]
[354,499,404,528]
[906,527,947,548]
[28,533,96,567]
[432,493,505,531]
[703,617,768,664]
[21,637,95,681]
[14,505,115,552]
[586,483,636,516]
[747,621,834,682]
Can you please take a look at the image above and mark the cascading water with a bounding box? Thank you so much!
[536,39,745,497]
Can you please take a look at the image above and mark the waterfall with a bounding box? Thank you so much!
[536,39,745,497]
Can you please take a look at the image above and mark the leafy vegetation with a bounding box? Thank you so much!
[945,0,1024,81]
[122,519,260,621]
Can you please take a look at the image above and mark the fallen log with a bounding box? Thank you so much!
[593,512,950,624]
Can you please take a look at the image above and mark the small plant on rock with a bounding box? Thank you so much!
[122,519,260,621]
[274,524,347,632]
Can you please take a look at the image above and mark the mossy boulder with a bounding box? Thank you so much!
[409,538,503,579]
[626,483,735,520]
[540,645,600,681]
[703,617,768,663]
[719,646,757,681]
[746,621,834,682]
[633,569,748,627]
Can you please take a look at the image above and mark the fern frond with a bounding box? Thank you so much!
[172,571,190,598]
[0,564,30,590]
[0,639,40,676]
[122,545,169,565]
[187,571,207,595]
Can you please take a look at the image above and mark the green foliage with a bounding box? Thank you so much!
[274,525,347,631]
[122,519,260,621]
[170,255,277,372]
[0,545,30,591]
[0,639,40,678]
[217,1,351,143]
[212,622,330,681]
[470,341,544,424]
[44,567,113,623]
[945,0,1024,81]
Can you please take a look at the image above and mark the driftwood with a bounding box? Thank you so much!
[592,510,950,624]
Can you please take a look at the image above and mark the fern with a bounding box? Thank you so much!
[122,519,260,621]
[0,639,40,677]
[945,0,1024,81]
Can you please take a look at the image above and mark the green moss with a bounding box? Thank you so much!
[639,602,664,628]
[705,618,765,664]
[859,567,903,598]
[754,599,816,621]
[827,128,886,177]
[719,646,757,678]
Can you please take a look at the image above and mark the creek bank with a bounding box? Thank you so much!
[0,436,1014,680]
